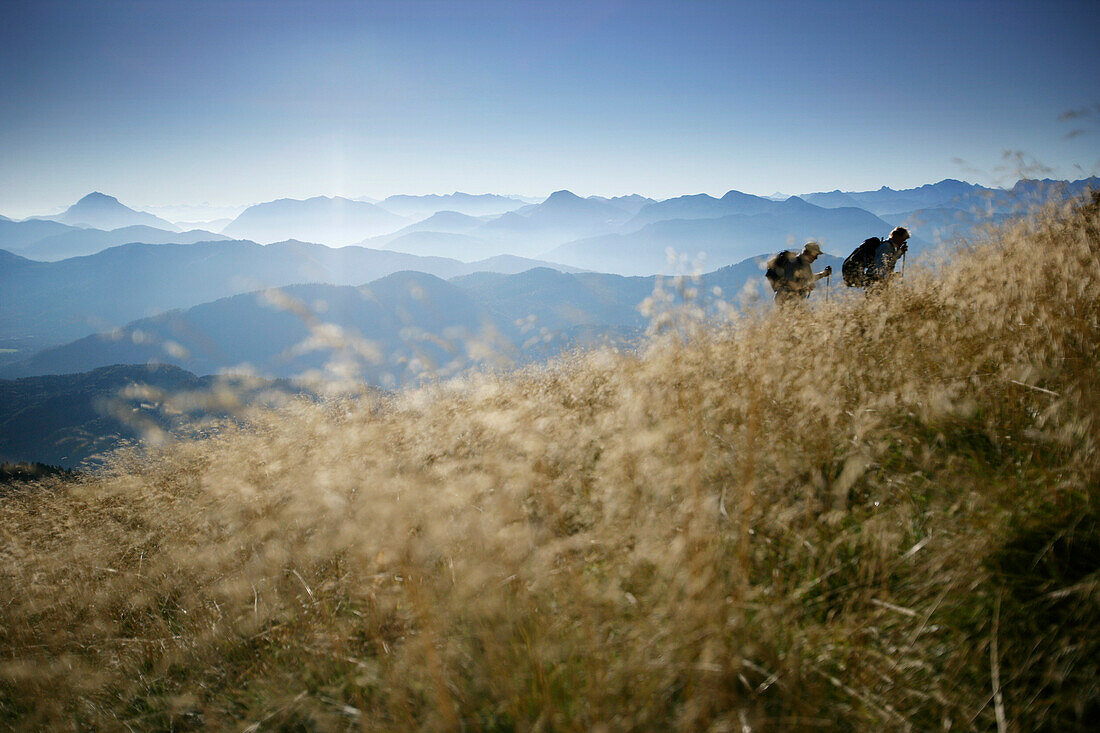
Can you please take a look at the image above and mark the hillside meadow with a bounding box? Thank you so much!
[2,196,1098,729]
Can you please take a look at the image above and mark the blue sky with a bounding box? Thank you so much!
[1,0,1097,217]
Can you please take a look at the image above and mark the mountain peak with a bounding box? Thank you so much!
[720,189,755,200]
[75,192,121,205]
[780,195,817,210]
[545,190,582,203]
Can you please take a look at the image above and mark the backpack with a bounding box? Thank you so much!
[842,237,882,287]
[764,250,798,292]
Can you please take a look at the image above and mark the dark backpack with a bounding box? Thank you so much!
[842,237,882,287]
[764,250,797,292]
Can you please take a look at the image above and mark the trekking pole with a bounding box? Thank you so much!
[826,272,830,302]
[901,251,906,277]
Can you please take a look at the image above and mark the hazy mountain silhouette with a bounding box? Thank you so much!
[378,193,527,218]
[800,179,1031,216]
[800,180,982,214]
[3,269,643,381]
[369,210,494,259]
[793,177,1100,220]
[545,198,896,275]
[381,210,487,238]
[0,239,583,353]
[475,190,633,256]
[586,194,657,215]
[451,267,655,333]
[0,218,81,251]
[18,225,230,261]
[52,192,181,231]
[3,275,521,384]
[1000,177,1100,211]
[521,190,632,227]
[222,196,409,244]
[625,190,779,229]
[795,190,863,209]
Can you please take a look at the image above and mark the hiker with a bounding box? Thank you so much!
[765,242,832,306]
[841,226,910,288]
[870,227,910,282]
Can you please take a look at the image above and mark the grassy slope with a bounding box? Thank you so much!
[1,197,1098,730]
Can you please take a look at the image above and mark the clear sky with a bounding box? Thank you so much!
[1,0,1097,217]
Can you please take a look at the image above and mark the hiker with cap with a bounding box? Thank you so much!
[765,241,832,306]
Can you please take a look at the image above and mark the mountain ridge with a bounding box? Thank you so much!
[0,238,585,353]
[222,196,409,244]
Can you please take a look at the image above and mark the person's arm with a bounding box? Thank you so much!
[813,265,832,281]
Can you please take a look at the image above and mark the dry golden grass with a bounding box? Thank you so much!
[2,195,1099,730]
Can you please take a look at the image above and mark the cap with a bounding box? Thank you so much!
[802,241,823,256]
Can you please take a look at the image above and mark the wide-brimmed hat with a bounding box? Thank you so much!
[802,241,823,256]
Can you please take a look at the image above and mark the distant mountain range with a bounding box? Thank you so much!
[9,178,1093,269]
[0,240,583,355]
[1,253,844,383]
[801,177,1100,216]
[625,190,780,228]
[364,184,1011,271]
[473,190,635,257]
[0,196,226,260]
[5,275,517,384]
[800,179,984,214]
[369,179,1098,271]
[364,190,644,261]
[0,218,228,261]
